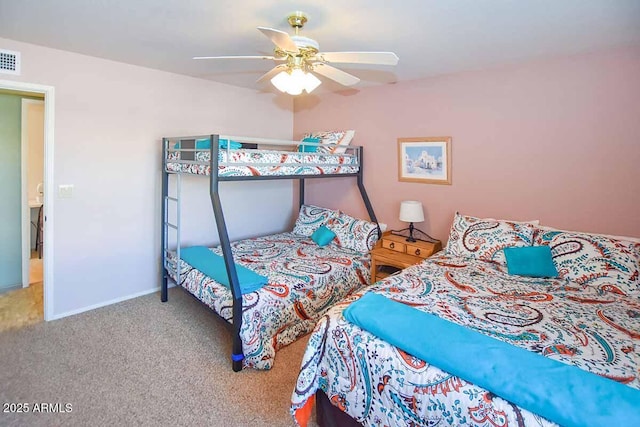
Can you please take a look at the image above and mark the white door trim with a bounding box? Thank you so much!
[1,79,55,321]
[21,99,44,289]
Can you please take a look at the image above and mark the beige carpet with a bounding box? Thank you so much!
[0,287,319,426]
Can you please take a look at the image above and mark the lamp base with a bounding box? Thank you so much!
[391,225,439,243]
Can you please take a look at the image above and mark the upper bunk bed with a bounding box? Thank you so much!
[161,133,379,372]
[163,134,361,179]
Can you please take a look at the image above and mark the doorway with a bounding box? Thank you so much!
[0,80,54,323]
[22,98,44,293]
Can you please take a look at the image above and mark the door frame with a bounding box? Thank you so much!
[1,79,55,321]
[21,98,44,289]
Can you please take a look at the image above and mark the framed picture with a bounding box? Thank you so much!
[397,137,452,184]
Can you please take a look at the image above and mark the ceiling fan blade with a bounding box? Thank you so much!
[256,65,287,83]
[312,63,360,86]
[257,27,299,53]
[318,52,399,65]
[193,55,279,60]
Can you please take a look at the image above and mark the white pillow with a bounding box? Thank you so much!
[444,212,536,265]
[534,226,640,296]
[327,211,379,253]
[292,204,339,237]
[303,130,355,154]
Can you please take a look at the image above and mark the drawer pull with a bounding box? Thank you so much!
[389,242,395,249]
[415,249,421,256]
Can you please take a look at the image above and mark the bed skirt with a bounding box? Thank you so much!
[316,391,361,427]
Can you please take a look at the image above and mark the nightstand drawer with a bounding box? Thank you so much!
[382,239,406,253]
[406,243,430,258]
[370,232,443,284]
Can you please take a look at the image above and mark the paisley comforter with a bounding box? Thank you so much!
[166,232,370,370]
[291,253,640,426]
[166,149,359,177]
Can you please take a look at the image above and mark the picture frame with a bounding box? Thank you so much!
[397,137,452,185]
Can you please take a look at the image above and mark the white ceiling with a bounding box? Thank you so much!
[1,0,639,93]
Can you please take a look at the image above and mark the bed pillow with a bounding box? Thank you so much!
[297,137,321,153]
[219,139,243,150]
[534,225,640,244]
[534,228,640,296]
[303,130,355,154]
[327,212,379,253]
[311,226,336,247]
[504,246,558,278]
[292,205,339,237]
[445,212,536,265]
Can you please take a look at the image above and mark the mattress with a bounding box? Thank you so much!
[166,149,359,177]
[166,232,370,370]
[291,253,640,426]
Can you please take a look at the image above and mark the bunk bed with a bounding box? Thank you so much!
[291,215,640,427]
[161,134,379,372]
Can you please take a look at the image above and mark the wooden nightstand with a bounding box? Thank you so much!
[370,231,442,283]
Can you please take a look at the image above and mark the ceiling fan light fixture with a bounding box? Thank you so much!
[290,68,312,94]
[287,85,304,96]
[303,72,321,93]
[195,11,398,94]
[270,68,321,95]
[270,70,291,93]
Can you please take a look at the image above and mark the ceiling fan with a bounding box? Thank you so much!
[194,11,399,95]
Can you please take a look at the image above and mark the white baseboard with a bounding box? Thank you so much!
[50,282,176,321]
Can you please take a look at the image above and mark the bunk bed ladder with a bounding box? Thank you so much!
[161,138,183,302]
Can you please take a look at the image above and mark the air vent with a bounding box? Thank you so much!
[0,49,21,75]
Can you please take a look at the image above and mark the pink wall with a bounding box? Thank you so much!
[294,46,640,240]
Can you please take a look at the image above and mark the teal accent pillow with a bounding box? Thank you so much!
[174,138,241,150]
[504,246,558,278]
[195,138,211,149]
[311,225,336,247]
[298,137,321,153]
[219,139,242,150]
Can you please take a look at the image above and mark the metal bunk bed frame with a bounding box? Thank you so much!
[161,134,378,372]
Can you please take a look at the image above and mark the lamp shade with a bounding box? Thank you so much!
[399,200,424,223]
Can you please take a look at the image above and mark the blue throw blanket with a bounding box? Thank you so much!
[343,292,640,427]
[179,246,268,295]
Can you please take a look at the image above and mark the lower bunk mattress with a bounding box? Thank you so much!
[166,232,370,370]
[291,253,640,426]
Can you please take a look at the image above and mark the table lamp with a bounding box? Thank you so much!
[395,200,437,242]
